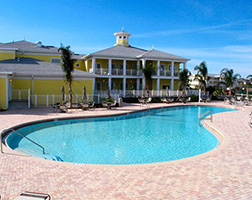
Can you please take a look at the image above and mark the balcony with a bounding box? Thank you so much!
[112,69,123,75]
[126,69,139,76]
[160,70,171,76]
[95,68,109,75]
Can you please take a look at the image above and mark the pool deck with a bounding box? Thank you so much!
[0,101,252,199]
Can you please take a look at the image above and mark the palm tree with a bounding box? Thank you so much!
[247,75,252,81]
[220,68,241,95]
[194,61,209,96]
[142,62,156,97]
[58,44,76,108]
[179,68,191,102]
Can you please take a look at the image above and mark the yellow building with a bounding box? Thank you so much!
[0,41,94,110]
[81,28,190,97]
[0,29,190,109]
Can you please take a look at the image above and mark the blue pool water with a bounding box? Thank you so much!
[7,106,234,165]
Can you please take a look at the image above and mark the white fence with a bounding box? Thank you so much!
[11,89,207,107]
[94,89,205,98]
[12,89,31,108]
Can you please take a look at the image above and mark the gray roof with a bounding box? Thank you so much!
[87,45,147,59]
[73,54,86,59]
[0,40,59,54]
[86,45,189,61]
[137,49,190,61]
[0,58,95,78]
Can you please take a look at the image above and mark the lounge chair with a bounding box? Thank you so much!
[88,101,95,110]
[14,191,51,200]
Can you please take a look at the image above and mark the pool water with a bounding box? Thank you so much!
[7,106,234,165]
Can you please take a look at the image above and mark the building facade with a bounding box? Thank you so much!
[0,29,190,109]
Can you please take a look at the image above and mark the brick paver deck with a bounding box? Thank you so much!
[0,102,251,199]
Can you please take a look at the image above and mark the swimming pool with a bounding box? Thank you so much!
[6,106,234,165]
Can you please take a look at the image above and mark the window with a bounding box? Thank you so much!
[174,65,177,72]
[96,82,101,90]
[160,64,165,70]
[120,82,123,90]
[111,82,116,90]
[133,64,137,70]
[133,83,137,89]
[76,63,80,67]
[112,64,116,69]
[51,58,61,63]
[119,36,122,39]
[123,36,127,39]
[126,83,129,90]
[119,64,123,69]
[168,65,171,72]
[96,63,101,69]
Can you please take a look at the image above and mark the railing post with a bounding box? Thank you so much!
[52,94,55,105]
[35,94,37,107]
[98,94,100,104]
[46,95,49,107]
[28,89,30,108]
[177,90,179,97]
[19,90,21,101]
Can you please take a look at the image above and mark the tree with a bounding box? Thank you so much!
[142,62,156,97]
[194,61,209,96]
[247,75,252,81]
[179,68,191,102]
[220,68,241,95]
[58,44,76,107]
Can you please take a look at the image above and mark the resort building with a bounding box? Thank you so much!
[189,73,225,89]
[0,28,190,110]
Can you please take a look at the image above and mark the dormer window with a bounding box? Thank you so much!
[123,36,127,39]
[119,36,122,39]
[76,63,80,67]
[51,58,61,63]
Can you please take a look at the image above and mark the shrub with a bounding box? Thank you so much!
[189,94,199,102]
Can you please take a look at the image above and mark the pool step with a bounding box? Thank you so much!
[18,148,63,161]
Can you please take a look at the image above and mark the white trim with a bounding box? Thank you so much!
[12,76,94,80]
[16,51,61,56]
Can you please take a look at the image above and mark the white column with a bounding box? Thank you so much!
[171,79,174,90]
[156,78,160,96]
[108,77,112,90]
[123,78,126,97]
[137,60,140,75]
[142,59,146,89]
[92,58,96,74]
[171,61,174,77]
[137,78,140,90]
[157,60,160,76]
[108,59,112,75]
[183,62,187,69]
[123,60,127,76]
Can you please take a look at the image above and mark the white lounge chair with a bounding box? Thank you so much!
[14,191,51,200]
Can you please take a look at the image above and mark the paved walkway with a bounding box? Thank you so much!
[0,102,251,199]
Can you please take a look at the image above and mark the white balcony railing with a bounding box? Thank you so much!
[112,69,123,75]
[95,68,109,75]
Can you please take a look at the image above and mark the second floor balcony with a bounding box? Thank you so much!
[95,68,109,75]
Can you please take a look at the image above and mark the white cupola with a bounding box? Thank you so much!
[113,27,131,47]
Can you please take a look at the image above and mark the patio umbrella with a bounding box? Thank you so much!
[61,86,65,103]
[82,86,87,102]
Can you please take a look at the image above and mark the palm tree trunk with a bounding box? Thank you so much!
[69,80,72,108]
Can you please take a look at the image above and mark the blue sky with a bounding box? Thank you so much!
[0,0,251,77]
